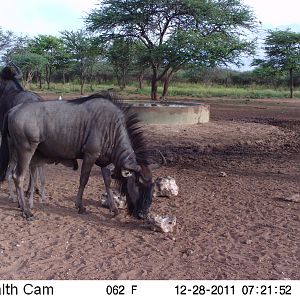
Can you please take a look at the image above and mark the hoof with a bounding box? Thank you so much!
[26,216,35,222]
[78,206,86,214]
[39,197,47,204]
[28,201,34,210]
[22,211,34,220]
[10,197,17,203]
[110,208,119,217]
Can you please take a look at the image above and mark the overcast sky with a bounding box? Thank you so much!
[1,0,299,70]
[1,0,98,36]
[243,0,300,29]
[1,0,300,37]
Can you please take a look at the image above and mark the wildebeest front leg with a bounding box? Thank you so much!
[37,166,46,203]
[27,165,37,209]
[75,153,96,214]
[101,166,119,216]
[7,162,17,203]
[26,166,39,196]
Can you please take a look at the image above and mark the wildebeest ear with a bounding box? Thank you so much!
[121,169,133,177]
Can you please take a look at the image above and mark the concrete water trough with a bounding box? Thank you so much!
[127,101,210,125]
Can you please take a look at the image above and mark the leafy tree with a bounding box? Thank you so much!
[251,64,282,86]
[29,35,66,89]
[107,38,135,89]
[1,28,29,65]
[252,29,300,98]
[53,42,73,85]
[92,60,115,83]
[10,52,47,87]
[61,30,102,94]
[0,28,16,53]
[131,42,151,89]
[86,0,257,100]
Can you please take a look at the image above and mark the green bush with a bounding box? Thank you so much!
[28,82,299,99]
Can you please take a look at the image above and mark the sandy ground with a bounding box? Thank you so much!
[0,97,299,280]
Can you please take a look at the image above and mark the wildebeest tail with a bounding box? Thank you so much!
[0,114,10,182]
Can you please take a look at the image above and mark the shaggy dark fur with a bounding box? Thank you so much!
[69,92,149,166]
[0,66,24,92]
[0,66,15,80]
[68,92,152,217]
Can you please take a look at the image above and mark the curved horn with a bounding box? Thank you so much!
[9,62,23,80]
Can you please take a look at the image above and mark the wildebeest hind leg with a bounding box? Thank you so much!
[13,147,37,220]
[75,153,96,214]
[37,166,46,203]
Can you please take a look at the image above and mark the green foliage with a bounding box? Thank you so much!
[29,81,299,99]
[253,30,300,71]
[28,35,67,88]
[60,30,103,93]
[11,52,47,72]
[86,0,258,99]
[29,35,62,57]
[265,30,300,71]
[0,28,30,65]
[0,27,15,52]
[106,38,135,89]
[252,29,300,98]
[10,52,48,87]
[61,30,95,61]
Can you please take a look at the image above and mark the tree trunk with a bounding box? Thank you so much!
[117,76,122,89]
[45,64,50,89]
[121,68,126,90]
[38,72,42,89]
[151,79,158,100]
[35,71,39,86]
[62,70,66,85]
[151,66,158,100]
[162,72,174,100]
[80,81,84,95]
[90,80,93,91]
[80,60,85,95]
[80,74,84,95]
[116,73,123,90]
[289,68,294,98]
[24,71,33,88]
[138,71,144,89]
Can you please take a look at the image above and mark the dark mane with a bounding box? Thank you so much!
[116,107,150,217]
[69,91,148,165]
[69,91,114,105]
[123,108,148,165]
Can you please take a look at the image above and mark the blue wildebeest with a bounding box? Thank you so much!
[0,64,47,206]
[0,93,154,220]
[0,65,77,208]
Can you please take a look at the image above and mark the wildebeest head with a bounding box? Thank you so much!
[0,64,23,96]
[120,163,154,219]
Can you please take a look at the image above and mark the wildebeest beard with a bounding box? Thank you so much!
[119,171,154,219]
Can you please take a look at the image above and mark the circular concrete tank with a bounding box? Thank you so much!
[128,101,210,125]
